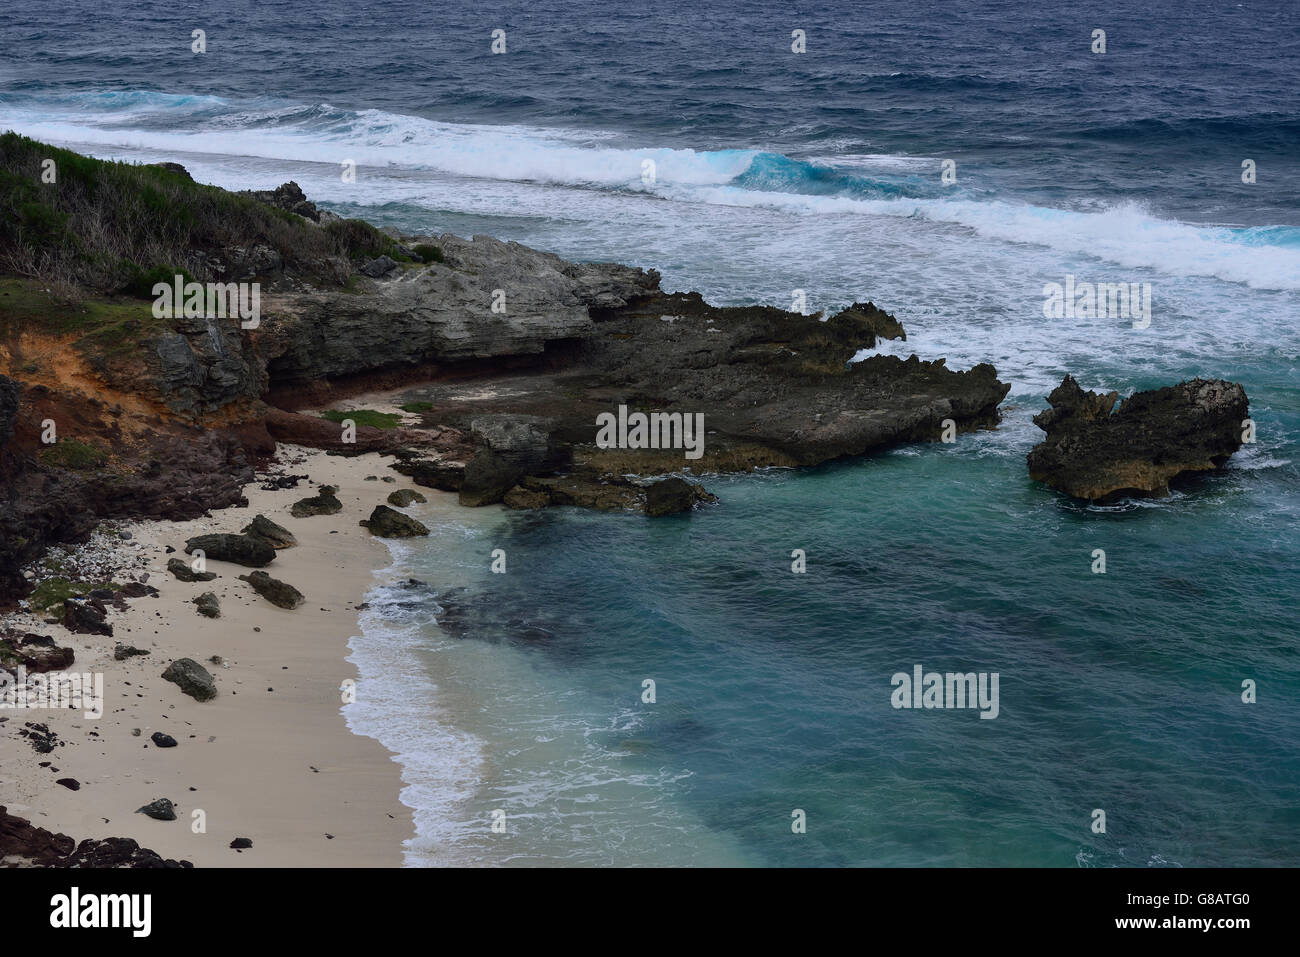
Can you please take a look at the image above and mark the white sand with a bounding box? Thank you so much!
[0,446,450,867]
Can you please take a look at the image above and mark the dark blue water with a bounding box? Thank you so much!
[3,0,1298,866]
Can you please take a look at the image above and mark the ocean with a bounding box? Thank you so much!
[2,0,1298,866]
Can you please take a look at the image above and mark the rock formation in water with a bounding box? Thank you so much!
[1027,375,1249,501]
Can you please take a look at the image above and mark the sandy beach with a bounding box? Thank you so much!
[0,445,440,867]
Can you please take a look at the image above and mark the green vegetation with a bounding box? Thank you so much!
[0,132,405,292]
[28,576,119,614]
[39,438,109,469]
[413,243,445,264]
[319,408,402,429]
[398,400,434,413]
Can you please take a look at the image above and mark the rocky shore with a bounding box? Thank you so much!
[0,141,1012,604]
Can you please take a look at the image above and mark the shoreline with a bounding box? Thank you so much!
[0,445,441,867]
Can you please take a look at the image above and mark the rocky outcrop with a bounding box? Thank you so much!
[0,170,1016,601]
[237,570,304,609]
[184,533,275,567]
[0,806,191,868]
[1027,376,1249,501]
[359,505,430,538]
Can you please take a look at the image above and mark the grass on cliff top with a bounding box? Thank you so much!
[319,408,403,429]
[0,131,402,293]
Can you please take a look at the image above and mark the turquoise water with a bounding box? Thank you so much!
[348,394,1300,866]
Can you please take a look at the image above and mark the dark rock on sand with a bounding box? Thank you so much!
[136,798,177,821]
[359,504,430,537]
[162,658,217,702]
[241,513,298,549]
[167,557,217,582]
[119,581,159,598]
[55,778,80,791]
[238,571,305,609]
[63,598,112,636]
[290,485,343,517]
[150,732,178,748]
[113,643,150,661]
[193,592,221,618]
[230,837,253,850]
[184,533,275,568]
[386,488,427,507]
[1027,375,1249,501]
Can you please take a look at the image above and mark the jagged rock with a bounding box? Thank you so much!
[290,485,342,517]
[359,505,430,538]
[645,477,705,516]
[184,533,275,567]
[1027,376,1250,501]
[241,513,297,548]
[113,644,150,661]
[63,598,112,636]
[386,488,427,507]
[827,301,907,345]
[193,592,221,618]
[167,557,217,582]
[360,255,398,277]
[162,658,217,702]
[238,571,304,609]
[136,798,176,821]
[119,581,159,598]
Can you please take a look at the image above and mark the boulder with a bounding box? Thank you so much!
[237,571,304,609]
[193,592,221,618]
[161,658,217,702]
[1027,376,1249,501]
[359,505,430,538]
[135,799,176,822]
[184,533,275,568]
